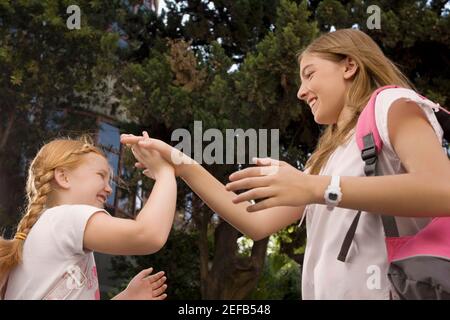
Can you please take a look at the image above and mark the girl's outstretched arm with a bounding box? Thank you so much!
[228,100,450,217]
[83,145,177,255]
[121,133,305,241]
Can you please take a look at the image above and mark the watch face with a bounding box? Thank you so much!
[329,193,338,201]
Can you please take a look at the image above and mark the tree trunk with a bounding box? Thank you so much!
[205,221,269,299]
[191,196,211,298]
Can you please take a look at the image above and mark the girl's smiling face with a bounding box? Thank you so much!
[297,53,357,126]
[53,153,113,208]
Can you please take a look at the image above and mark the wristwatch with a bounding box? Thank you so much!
[324,175,342,211]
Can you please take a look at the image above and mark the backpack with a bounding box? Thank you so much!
[337,85,450,300]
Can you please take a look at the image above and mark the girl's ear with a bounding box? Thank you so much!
[54,167,70,189]
[342,56,358,80]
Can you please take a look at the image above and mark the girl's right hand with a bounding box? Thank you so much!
[121,132,196,177]
[113,267,168,300]
[130,134,175,179]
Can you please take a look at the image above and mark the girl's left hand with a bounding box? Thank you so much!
[225,158,316,212]
[118,267,168,300]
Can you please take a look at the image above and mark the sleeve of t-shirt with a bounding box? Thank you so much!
[374,88,444,161]
[49,205,109,257]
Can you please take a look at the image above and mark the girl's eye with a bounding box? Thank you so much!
[307,72,314,79]
[98,173,105,178]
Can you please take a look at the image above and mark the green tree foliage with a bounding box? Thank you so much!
[0,0,122,227]
[164,0,281,62]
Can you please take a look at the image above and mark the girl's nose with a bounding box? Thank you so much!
[297,83,308,101]
[105,183,113,195]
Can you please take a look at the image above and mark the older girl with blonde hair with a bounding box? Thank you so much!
[122,29,450,299]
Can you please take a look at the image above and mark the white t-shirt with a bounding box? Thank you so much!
[301,88,444,300]
[5,205,108,300]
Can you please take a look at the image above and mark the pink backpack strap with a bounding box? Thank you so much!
[356,85,399,155]
[355,85,400,176]
[356,85,450,158]
[338,85,400,263]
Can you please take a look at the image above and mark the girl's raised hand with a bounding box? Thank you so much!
[128,132,174,179]
[121,131,195,177]
[225,158,317,212]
